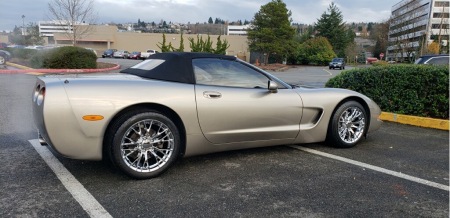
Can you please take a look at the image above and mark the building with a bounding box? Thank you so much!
[39,20,89,43]
[386,0,449,61]
[227,25,251,35]
[49,25,250,61]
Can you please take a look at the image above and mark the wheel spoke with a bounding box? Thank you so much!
[338,106,366,143]
[120,118,175,173]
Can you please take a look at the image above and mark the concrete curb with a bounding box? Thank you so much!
[379,112,449,131]
[2,62,120,74]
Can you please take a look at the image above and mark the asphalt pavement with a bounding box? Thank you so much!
[0,62,448,217]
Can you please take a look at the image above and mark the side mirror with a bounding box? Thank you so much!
[268,80,278,93]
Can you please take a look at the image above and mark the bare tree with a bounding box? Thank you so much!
[48,0,97,45]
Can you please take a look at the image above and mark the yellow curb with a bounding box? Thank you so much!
[379,112,449,131]
[5,62,43,75]
[6,62,33,69]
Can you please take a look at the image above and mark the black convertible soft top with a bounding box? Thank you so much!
[120,52,236,84]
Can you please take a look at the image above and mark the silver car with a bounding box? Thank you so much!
[32,52,382,179]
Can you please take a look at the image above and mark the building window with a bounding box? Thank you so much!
[435,1,450,7]
[432,24,450,29]
[433,13,450,18]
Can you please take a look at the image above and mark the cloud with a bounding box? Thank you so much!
[0,0,395,31]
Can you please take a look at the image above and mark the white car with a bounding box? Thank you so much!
[140,49,159,59]
[113,50,130,59]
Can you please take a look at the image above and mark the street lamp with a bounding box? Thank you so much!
[21,15,25,35]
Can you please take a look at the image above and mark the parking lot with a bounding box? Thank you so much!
[0,61,448,217]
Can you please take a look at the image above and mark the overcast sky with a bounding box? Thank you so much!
[0,0,395,31]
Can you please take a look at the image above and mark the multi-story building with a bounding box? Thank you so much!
[386,0,449,61]
[39,20,88,43]
[227,25,251,35]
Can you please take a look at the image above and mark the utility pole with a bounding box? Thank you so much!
[21,15,25,35]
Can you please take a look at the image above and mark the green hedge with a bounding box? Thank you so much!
[325,65,449,119]
[30,46,97,69]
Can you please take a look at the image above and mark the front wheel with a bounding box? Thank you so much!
[327,101,367,148]
[106,111,180,179]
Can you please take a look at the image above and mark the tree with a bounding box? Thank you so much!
[208,17,213,24]
[370,20,390,59]
[48,0,97,46]
[157,33,172,52]
[9,23,44,46]
[172,33,185,52]
[27,23,45,45]
[214,35,230,55]
[315,2,352,57]
[247,0,296,64]
[188,34,229,54]
[296,37,336,65]
[427,42,440,54]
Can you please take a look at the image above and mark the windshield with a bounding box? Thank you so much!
[332,58,342,62]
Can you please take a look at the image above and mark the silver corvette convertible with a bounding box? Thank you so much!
[32,52,382,179]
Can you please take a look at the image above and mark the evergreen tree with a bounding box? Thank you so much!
[208,17,213,24]
[157,33,171,52]
[315,2,352,57]
[247,0,296,64]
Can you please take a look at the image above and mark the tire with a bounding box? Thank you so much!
[327,101,367,148]
[0,55,5,65]
[106,111,180,179]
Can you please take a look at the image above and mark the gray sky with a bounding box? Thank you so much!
[0,0,394,31]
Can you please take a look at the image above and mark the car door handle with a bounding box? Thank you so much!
[203,91,222,99]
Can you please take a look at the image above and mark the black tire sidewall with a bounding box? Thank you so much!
[109,112,180,179]
[328,101,367,148]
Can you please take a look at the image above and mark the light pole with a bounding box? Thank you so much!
[21,15,25,35]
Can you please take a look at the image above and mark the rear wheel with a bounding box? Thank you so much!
[0,55,5,65]
[327,101,367,148]
[106,111,180,179]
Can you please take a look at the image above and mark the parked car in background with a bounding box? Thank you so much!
[128,51,141,59]
[102,49,117,58]
[113,50,130,59]
[84,48,98,57]
[414,54,449,66]
[140,49,159,59]
[329,58,345,70]
[0,50,11,65]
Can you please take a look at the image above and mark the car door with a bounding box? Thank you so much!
[193,58,303,144]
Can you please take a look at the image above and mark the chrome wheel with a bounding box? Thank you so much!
[0,56,5,65]
[338,106,365,143]
[328,101,367,148]
[120,119,175,173]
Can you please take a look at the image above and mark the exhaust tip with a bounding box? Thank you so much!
[38,133,48,146]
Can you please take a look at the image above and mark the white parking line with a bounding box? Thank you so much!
[322,69,333,76]
[290,145,449,192]
[29,139,112,218]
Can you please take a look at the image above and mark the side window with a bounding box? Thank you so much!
[427,57,449,65]
[193,58,269,88]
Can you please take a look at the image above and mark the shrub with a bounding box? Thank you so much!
[46,46,97,69]
[325,65,449,119]
[296,37,336,65]
[5,47,38,59]
[30,46,97,69]
[371,60,388,67]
